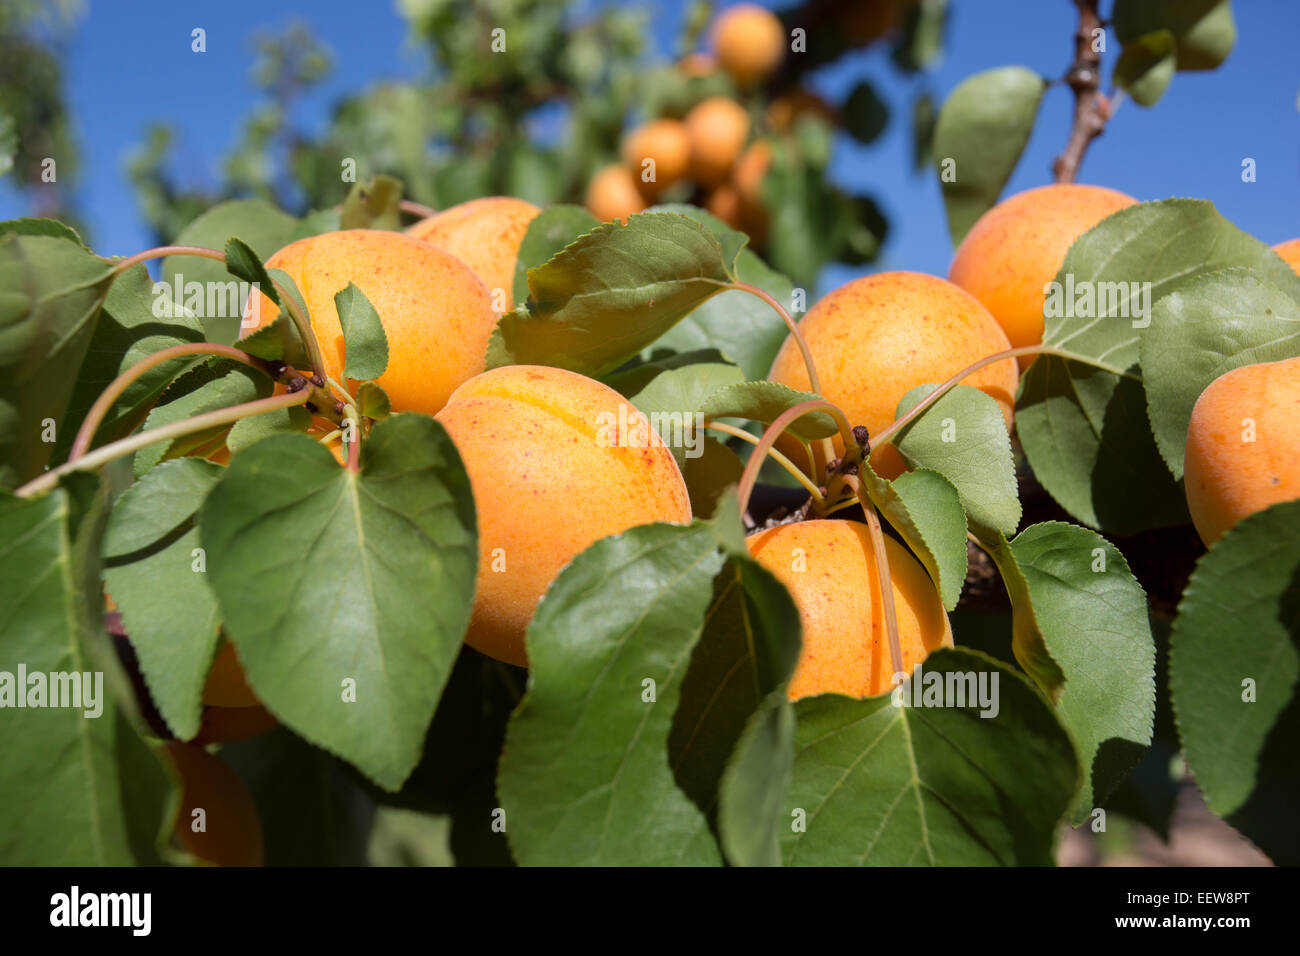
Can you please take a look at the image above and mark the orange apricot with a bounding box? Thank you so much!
[165,742,264,867]
[435,365,692,666]
[622,119,692,194]
[747,520,951,699]
[678,53,718,78]
[586,163,648,222]
[765,89,836,133]
[706,183,745,230]
[190,704,280,746]
[407,197,541,312]
[1183,356,1300,547]
[685,96,750,186]
[948,184,1137,368]
[248,229,496,415]
[712,3,786,86]
[767,271,1018,479]
[202,641,260,709]
[1273,238,1300,273]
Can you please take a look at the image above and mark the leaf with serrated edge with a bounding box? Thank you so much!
[511,204,599,306]
[699,381,838,440]
[335,282,389,382]
[1170,500,1300,864]
[781,648,1078,865]
[199,415,476,790]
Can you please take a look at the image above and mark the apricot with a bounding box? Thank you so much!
[622,119,692,194]
[190,704,280,746]
[202,641,260,708]
[407,197,541,312]
[706,183,744,230]
[948,183,1137,368]
[586,163,648,222]
[1273,238,1300,273]
[435,365,692,666]
[765,89,835,133]
[767,271,1018,479]
[1183,356,1300,547]
[678,53,718,78]
[712,4,786,86]
[747,520,951,699]
[164,742,264,867]
[685,96,750,186]
[248,229,495,415]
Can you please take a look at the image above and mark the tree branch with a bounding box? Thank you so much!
[1052,0,1109,183]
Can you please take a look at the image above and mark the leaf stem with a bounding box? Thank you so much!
[843,474,904,686]
[110,244,227,276]
[735,399,859,520]
[68,343,271,462]
[399,199,439,220]
[15,391,312,499]
[704,420,822,501]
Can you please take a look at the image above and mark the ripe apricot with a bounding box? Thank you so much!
[407,197,541,312]
[622,119,691,194]
[747,520,951,699]
[712,4,786,86]
[435,365,692,666]
[586,163,648,222]
[1183,357,1300,547]
[1273,238,1300,273]
[190,704,280,746]
[706,183,744,230]
[249,229,496,415]
[202,641,260,708]
[767,271,1018,479]
[678,53,718,78]
[164,742,264,867]
[685,96,750,186]
[948,184,1137,368]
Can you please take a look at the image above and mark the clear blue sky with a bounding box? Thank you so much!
[3,0,1298,290]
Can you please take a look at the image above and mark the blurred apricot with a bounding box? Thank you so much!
[712,3,786,86]
[407,197,541,312]
[678,52,718,77]
[165,742,264,867]
[767,272,1017,479]
[622,118,692,193]
[747,520,951,699]
[190,704,280,746]
[685,96,750,186]
[948,184,1137,368]
[586,163,648,222]
[765,89,836,133]
[1184,357,1300,547]
[706,183,744,229]
[202,641,260,709]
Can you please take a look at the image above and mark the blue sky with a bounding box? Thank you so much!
[3,0,1298,288]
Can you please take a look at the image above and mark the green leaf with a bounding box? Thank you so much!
[226,404,312,452]
[1017,199,1293,534]
[781,648,1078,865]
[340,175,404,231]
[199,415,476,790]
[53,261,207,464]
[163,199,302,343]
[861,464,969,612]
[842,81,889,144]
[220,728,377,865]
[103,459,224,741]
[132,360,271,476]
[356,381,391,421]
[717,693,796,866]
[1009,522,1155,821]
[1170,500,1300,864]
[699,381,838,440]
[1140,267,1300,477]
[236,312,309,369]
[334,282,390,383]
[892,383,1020,538]
[1114,29,1176,107]
[224,237,280,307]
[1113,0,1236,71]
[487,213,737,377]
[0,479,174,864]
[0,233,114,488]
[631,362,743,465]
[498,521,731,865]
[511,204,599,307]
[0,217,84,243]
[0,110,15,177]
[933,66,1046,245]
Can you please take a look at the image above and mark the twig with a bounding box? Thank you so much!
[1052,0,1109,183]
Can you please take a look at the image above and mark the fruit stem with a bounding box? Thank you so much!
[704,420,823,501]
[344,407,361,473]
[268,275,329,388]
[14,391,312,499]
[735,399,858,521]
[110,244,227,276]
[844,474,905,687]
[67,343,272,462]
[399,199,439,220]
[731,280,838,481]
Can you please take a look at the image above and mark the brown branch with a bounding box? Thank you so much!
[1052,0,1109,183]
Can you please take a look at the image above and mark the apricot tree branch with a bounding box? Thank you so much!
[735,399,860,521]
[1052,0,1109,183]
